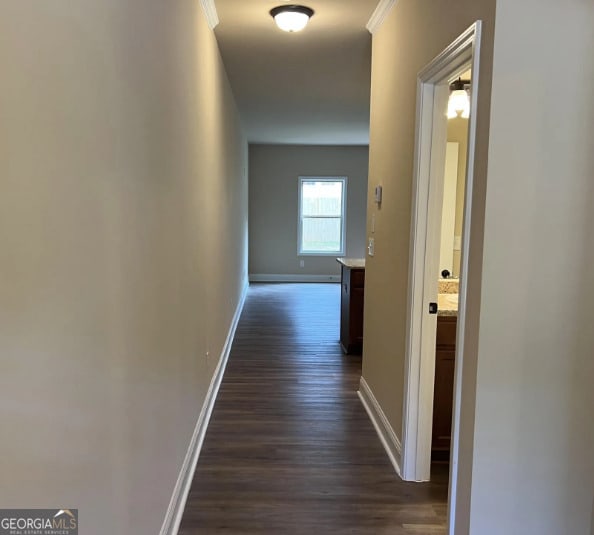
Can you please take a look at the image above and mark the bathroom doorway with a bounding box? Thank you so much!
[431,84,470,464]
[400,22,482,534]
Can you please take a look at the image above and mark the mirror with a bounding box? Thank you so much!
[439,70,471,279]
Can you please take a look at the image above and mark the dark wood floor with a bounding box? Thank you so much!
[179,283,448,534]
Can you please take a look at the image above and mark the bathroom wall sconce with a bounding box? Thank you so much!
[270,5,315,32]
[447,78,471,119]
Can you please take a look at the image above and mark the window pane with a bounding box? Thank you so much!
[302,181,343,217]
[302,217,341,252]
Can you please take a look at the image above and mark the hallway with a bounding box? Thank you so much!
[179,283,448,534]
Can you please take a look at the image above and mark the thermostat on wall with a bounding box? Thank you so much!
[374,185,383,204]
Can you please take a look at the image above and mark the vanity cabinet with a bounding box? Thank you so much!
[337,259,365,354]
[432,315,457,462]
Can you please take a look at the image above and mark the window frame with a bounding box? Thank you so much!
[297,176,347,256]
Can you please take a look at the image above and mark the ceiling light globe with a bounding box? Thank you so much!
[270,6,314,33]
[274,11,309,32]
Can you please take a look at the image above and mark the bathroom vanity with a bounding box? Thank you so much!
[432,314,457,461]
[432,280,459,462]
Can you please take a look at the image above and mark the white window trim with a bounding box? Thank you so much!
[298,176,347,256]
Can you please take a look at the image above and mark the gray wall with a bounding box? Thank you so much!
[0,2,247,533]
[363,0,594,533]
[469,0,594,533]
[361,5,496,519]
[249,144,369,278]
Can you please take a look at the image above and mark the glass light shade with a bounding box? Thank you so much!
[447,89,470,119]
[273,11,310,31]
[270,6,314,32]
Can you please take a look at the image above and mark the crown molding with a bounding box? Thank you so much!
[366,0,397,35]
[200,0,219,30]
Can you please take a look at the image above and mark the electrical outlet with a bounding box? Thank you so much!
[368,238,375,257]
[299,260,305,268]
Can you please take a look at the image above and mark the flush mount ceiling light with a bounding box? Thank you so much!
[270,5,314,33]
[447,78,471,119]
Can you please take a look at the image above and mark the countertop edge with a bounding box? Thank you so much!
[336,257,366,269]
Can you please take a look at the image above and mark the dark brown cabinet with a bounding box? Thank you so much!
[432,315,457,462]
[337,259,365,354]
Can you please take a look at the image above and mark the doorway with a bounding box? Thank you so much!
[400,22,482,534]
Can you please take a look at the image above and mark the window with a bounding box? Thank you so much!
[298,177,347,255]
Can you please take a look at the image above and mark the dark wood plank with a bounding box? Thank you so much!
[179,283,448,534]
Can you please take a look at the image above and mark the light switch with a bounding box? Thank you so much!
[368,238,375,257]
[374,185,383,204]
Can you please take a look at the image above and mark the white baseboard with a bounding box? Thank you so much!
[159,281,248,535]
[249,274,340,283]
[358,376,402,477]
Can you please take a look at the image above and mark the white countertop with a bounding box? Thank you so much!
[336,258,365,269]
[438,293,459,316]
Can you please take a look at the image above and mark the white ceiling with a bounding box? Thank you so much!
[213,0,378,145]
